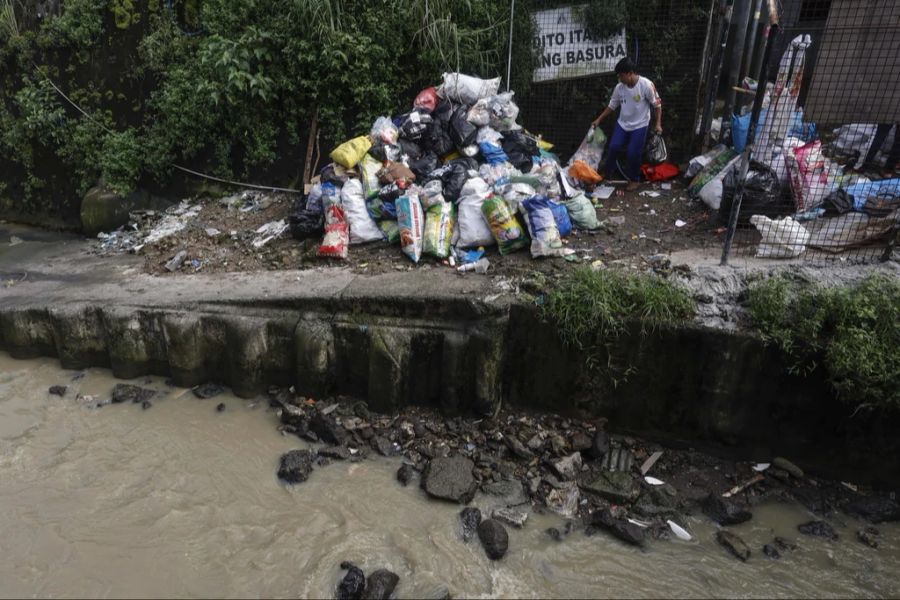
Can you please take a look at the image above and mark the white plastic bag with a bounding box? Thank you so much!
[420,180,446,208]
[439,73,501,105]
[699,155,741,211]
[488,92,520,131]
[750,215,810,258]
[340,179,383,244]
[466,98,492,127]
[501,182,537,214]
[457,177,494,248]
[477,126,504,146]
[370,116,399,145]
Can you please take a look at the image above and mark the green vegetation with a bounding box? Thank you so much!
[543,267,695,386]
[748,273,900,411]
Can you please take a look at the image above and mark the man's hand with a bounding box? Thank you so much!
[592,117,602,128]
[654,124,663,135]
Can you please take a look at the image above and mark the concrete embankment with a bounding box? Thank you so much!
[2,228,899,483]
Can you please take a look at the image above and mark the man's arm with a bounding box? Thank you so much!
[592,106,614,128]
[654,106,662,134]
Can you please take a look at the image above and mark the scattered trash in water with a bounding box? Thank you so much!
[667,520,693,541]
[753,463,771,472]
[644,476,665,486]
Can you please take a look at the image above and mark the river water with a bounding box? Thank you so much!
[1,352,898,599]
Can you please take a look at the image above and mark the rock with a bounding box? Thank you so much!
[546,482,580,518]
[460,507,482,542]
[310,412,349,446]
[477,519,509,560]
[48,385,67,396]
[717,530,751,561]
[633,484,679,518]
[570,431,592,453]
[141,400,153,410]
[763,543,781,559]
[370,436,393,457]
[798,520,838,540]
[422,585,451,600]
[216,402,226,412]
[774,536,797,552]
[481,479,528,507]
[845,496,900,524]
[772,457,804,479]
[193,383,225,399]
[336,562,366,600]
[319,446,352,460]
[857,526,880,549]
[277,449,314,484]
[421,456,477,504]
[363,569,399,600]
[588,431,610,459]
[581,470,639,504]
[549,452,583,481]
[111,383,155,405]
[396,463,414,486]
[702,494,752,526]
[590,509,645,547]
[165,250,188,272]
[504,434,534,460]
[492,507,528,529]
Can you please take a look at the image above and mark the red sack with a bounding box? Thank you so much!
[641,162,680,182]
[414,87,439,113]
[317,205,349,259]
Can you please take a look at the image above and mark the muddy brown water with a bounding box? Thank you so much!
[1,352,898,599]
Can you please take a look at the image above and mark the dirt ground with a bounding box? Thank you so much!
[90,178,726,278]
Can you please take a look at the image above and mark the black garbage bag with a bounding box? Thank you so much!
[449,106,478,149]
[501,131,539,172]
[399,109,433,140]
[370,140,400,163]
[320,164,348,185]
[398,138,423,160]
[442,162,469,203]
[433,98,453,124]
[289,196,324,240]
[378,180,410,203]
[823,189,853,215]
[421,121,454,157]
[408,152,440,179]
[644,133,668,165]
[718,160,782,226]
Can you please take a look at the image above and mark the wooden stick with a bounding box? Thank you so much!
[722,473,765,498]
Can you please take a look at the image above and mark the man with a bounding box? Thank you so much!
[592,57,662,191]
[858,123,899,179]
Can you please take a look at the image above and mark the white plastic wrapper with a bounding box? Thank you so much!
[750,215,810,258]
[370,116,399,145]
[438,73,501,105]
[477,126,504,145]
[456,177,494,248]
[341,179,383,244]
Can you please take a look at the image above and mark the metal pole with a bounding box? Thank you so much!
[720,15,780,265]
[698,0,734,151]
[748,0,769,80]
[719,0,753,143]
[506,0,515,92]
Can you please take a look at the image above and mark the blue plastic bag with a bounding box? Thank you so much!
[478,142,509,165]
[843,179,900,211]
[549,200,573,237]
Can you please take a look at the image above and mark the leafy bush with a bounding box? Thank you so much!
[748,273,900,411]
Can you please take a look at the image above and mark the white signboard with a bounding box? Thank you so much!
[532,5,627,83]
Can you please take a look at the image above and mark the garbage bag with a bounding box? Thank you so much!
[378,180,410,203]
[787,109,817,142]
[414,87,439,113]
[569,126,606,171]
[502,131,539,171]
[501,182,537,214]
[718,160,782,226]
[569,159,603,186]
[731,113,751,152]
[478,142,509,165]
[487,92,520,132]
[786,140,835,212]
[341,179,383,244]
[317,205,350,259]
[478,163,512,187]
[481,195,529,255]
[442,161,470,203]
[408,152,440,180]
[685,145,727,180]
[366,195,397,220]
[397,139,423,161]
[321,163,350,186]
[750,215,810,258]
[378,161,416,185]
[467,98,492,127]
[438,72,501,105]
[477,126,504,146]
[421,121,455,157]
[369,141,400,163]
[399,110,433,140]
[359,154,382,199]
[397,194,425,263]
[549,200,573,237]
[644,133,667,164]
[305,183,324,213]
[564,193,600,230]
[320,181,341,209]
[433,98,453,124]
[520,195,567,258]
[449,106,478,149]
[379,219,400,244]
[423,201,455,258]
[844,178,900,211]
[420,179,446,208]
[457,177,494,248]
[640,162,679,182]
[532,157,562,198]
[330,136,372,169]
[822,189,853,215]
[371,116,399,145]
[289,197,324,241]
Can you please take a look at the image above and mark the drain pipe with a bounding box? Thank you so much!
[720,1,780,266]
[719,0,753,144]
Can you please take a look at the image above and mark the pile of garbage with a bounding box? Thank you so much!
[291,72,617,269]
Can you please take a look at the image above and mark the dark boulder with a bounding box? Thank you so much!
[310,412,349,446]
[702,494,752,526]
[845,496,900,524]
[193,383,225,399]
[141,400,153,410]
[336,562,366,600]
[460,507,482,542]
[277,449,314,484]
[763,543,781,559]
[319,446,352,461]
[857,526,880,549]
[590,509,645,547]
[798,520,838,540]
[370,436,393,457]
[111,384,155,405]
[396,463,414,486]
[48,385,67,396]
[421,456,477,504]
[717,530,751,561]
[216,403,226,412]
[477,519,509,560]
[588,431,610,460]
[363,569,399,600]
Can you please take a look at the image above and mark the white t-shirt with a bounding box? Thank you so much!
[608,76,662,132]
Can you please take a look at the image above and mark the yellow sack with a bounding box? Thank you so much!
[330,136,372,169]
[537,139,554,151]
